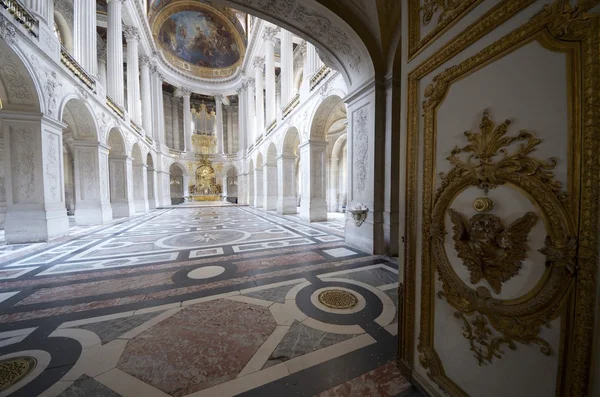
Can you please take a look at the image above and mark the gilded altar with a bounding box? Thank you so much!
[189,157,222,201]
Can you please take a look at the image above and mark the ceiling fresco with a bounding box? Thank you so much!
[151,1,246,79]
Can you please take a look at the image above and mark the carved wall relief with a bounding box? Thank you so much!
[11,127,35,203]
[352,106,369,193]
[45,132,59,201]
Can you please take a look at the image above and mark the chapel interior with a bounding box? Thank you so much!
[0,0,599,396]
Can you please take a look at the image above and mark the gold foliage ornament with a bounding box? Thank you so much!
[428,109,577,366]
[422,0,469,26]
[448,209,538,294]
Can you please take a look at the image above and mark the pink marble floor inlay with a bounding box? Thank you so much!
[116,299,277,396]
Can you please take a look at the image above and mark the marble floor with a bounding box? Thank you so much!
[0,207,418,397]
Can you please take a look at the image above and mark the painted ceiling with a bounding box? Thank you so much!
[150,0,247,79]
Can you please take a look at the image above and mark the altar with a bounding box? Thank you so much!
[189,157,223,202]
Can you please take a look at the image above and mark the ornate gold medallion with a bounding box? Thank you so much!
[0,357,37,391]
[473,197,493,212]
[318,290,358,309]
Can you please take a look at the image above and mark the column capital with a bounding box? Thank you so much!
[214,94,225,103]
[236,86,245,96]
[180,88,192,98]
[263,26,280,43]
[253,56,265,69]
[123,26,140,42]
[139,55,151,66]
[246,78,256,88]
[298,40,307,56]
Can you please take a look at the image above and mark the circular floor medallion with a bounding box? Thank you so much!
[318,289,358,310]
[0,357,37,392]
[188,266,226,280]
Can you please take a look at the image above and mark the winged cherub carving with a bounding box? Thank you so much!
[448,209,538,294]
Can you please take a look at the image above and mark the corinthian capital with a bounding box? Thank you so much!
[253,56,265,69]
[263,26,280,43]
[214,94,225,103]
[123,26,140,42]
[180,88,192,97]
[139,55,151,65]
[246,78,255,88]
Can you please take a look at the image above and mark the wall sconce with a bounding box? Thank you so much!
[349,203,368,227]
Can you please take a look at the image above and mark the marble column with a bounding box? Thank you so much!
[215,94,225,154]
[74,0,97,76]
[150,67,165,142]
[147,163,158,209]
[299,140,327,222]
[246,78,256,144]
[133,163,149,213]
[1,114,69,243]
[277,154,296,215]
[140,56,152,137]
[97,54,107,88]
[182,89,192,152]
[254,167,263,208]
[23,0,53,25]
[124,27,142,125]
[106,0,125,107]
[73,142,113,225]
[172,97,181,150]
[238,173,247,205]
[304,42,323,80]
[253,57,265,138]
[264,27,278,127]
[109,155,136,217]
[263,158,277,211]
[236,86,246,153]
[226,106,233,154]
[280,29,294,108]
[328,157,339,212]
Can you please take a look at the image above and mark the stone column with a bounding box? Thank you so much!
[254,166,263,208]
[158,171,171,206]
[226,106,234,154]
[182,89,192,152]
[299,140,327,222]
[147,162,158,209]
[236,85,246,153]
[1,114,69,243]
[98,54,107,89]
[24,0,53,25]
[73,142,113,225]
[305,42,323,80]
[248,171,255,206]
[109,155,135,217]
[253,57,265,138]
[277,154,296,215]
[133,163,149,213]
[124,27,142,125]
[238,173,247,205]
[215,94,225,154]
[74,0,97,76]
[183,174,190,201]
[328,157,339,212]
[264,27,278,127]
[262,158,277,211]
[246,78,256,144]
[171,97,181,150]
[106,0,125,107]
[150,67,165,143]
[280,29,294,108]
[140,56,152,137]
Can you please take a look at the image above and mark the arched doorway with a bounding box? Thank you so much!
[169,163,185,205]
[301,95,344,222]
[224,166,238,203]
[147,153,158,209]
[0,40,69,242]
[61,98,112,225]
[279,127,300,215]
[108,128,135,217]
[248,159,255,206]
[264,143,278,211]
[330,133,348,213]
[254,152,263,208]
[131,143,149,213]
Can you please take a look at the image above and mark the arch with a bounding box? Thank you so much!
[281,127,301,156]
[169,163,185,203]
[131,143,148,213]
[60,98,99,142]
[131,144,143,165]
[255,152,264,170]
[107,128,126,155]
[309,95,346,140]
[266,142,278,164]
[146,152,155,169]
[331,133,347,159]
[328,133,348,213]
[224,165,239,203]
[0,40,42,113]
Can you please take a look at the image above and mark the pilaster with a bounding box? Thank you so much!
[299,140,327,222]
[107,0,125,107]
[277,154,297,215]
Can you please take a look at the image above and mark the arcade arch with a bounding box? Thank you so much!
[279,127,300,215]
[169,163,185,204]
[107,128,135,218]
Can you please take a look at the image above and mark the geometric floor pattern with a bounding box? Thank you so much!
[0,206,417,397]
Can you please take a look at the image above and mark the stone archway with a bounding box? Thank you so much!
[278,127,300,215]
[0,40,69,242]
[224,166,239,203]
[132,143,149,213]
[147,153,158,209]
[254,152,263,208]
[61,98,112,225]
[248,159,255,206]
[169,163,185,204]
[107,128,135,217]
[263,143,278,211]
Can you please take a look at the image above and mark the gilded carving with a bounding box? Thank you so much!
[422,0,469,26]
[472,197,493,212]
[448,209,538,294]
